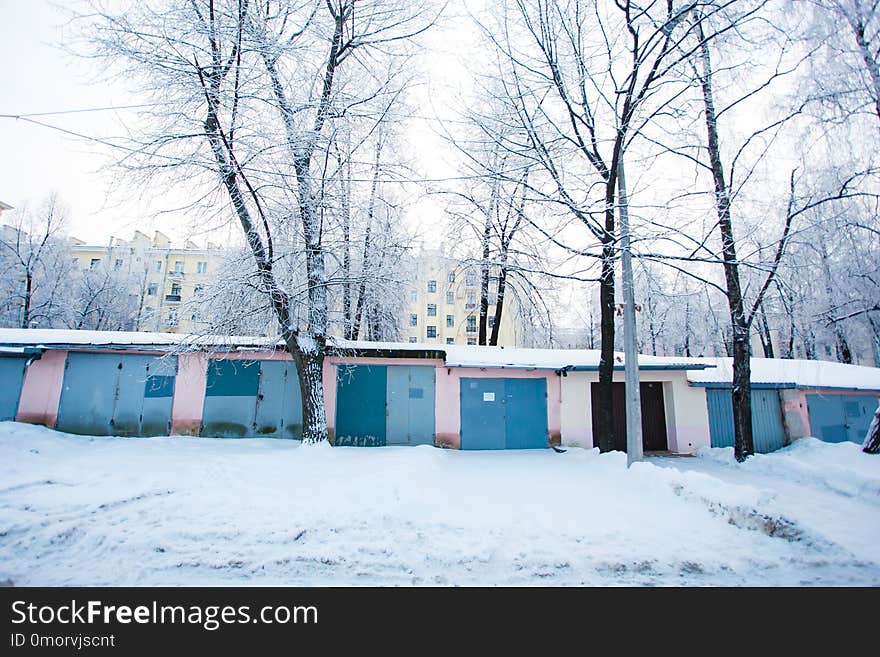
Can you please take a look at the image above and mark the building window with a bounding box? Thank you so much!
[467,316,477,333]
[410,291,418,302]
[467,338,476,345]
[446,337,454,344]
[165,309,178,327]
[448,272,455,283]
[488,316,495,329]
[488,293,497,305]
[466,292,476,310]
[147,284,157,296]
[170,283,181,296]
[465,271,476,287]
[410,313,418,327]
[173,261,184,273]
[196,261,207,274]
[427,280,437,293]
[89,258,101,269]
[446,314,454,328]
[409,337,417,343]
[426,326,437,338]
[427,303,437,317]
[446,290,454,304]
[114,259,123,270]
[155,260,162,272]
[194,285,204,295]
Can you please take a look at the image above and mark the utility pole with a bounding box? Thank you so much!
[617,155,643,466]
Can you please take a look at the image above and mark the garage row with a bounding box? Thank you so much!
[0,332,877,451]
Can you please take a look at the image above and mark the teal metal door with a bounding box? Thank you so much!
[335,365,387,446]
[806,393,879,443]
[200,359,260,438]
[386,365,436,446]
[460,377,549,450]
[706,388,786,453]
[201,359,302,438]
[57,353,176,436]
[0,357,27,421]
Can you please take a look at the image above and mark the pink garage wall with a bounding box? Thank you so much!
[436,367,562,449]
[16,349,67,428]
[170,352,208,435]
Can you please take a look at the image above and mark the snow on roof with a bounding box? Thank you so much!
[0,328,281,350]
[330,338,715,370]
[687,357,880,392]
[0,329,716,371]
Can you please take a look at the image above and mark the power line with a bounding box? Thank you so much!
[0,103,168,119]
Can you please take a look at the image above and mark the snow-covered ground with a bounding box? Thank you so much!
[0,421,877,586]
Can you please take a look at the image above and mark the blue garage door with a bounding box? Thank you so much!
[335,365,387,446]
[806,393,879,444]
[200,359,302,438]
[335,364,437,447]
[706,388,787,453]
[56,352,177,436]
[0,357,28,421]
[460,377,548,450]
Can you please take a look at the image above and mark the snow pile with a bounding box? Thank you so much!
[0,422,878,586]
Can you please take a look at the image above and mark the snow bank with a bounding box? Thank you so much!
[0,422,878,586]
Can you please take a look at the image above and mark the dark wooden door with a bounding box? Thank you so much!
[591,382,668,452]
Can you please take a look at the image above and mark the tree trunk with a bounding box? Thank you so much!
[286,333,327,444]
[20,271,33,328]
[862,402,880,454]
[596,184,617,453]
[758,302,775,358]
[489,263,507,346]
[697,23,754,461]
[478,216,491,345]
[341,137,353,340]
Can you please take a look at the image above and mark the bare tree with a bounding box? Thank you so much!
[474,0,742,453]
[0,195,73,329]
[84,0,435,443]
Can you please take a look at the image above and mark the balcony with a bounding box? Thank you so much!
[165,294,181,303]
[168,270,185,280]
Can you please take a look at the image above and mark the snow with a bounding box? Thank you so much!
[1,422,878,585]
[0,328,282,350]
[688,357,880,391]
[330,337,714,370]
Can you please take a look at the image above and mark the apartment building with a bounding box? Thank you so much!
[69,230,224,334]
[404,250,520,346]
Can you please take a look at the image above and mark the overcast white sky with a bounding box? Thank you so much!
[0,0,475,248]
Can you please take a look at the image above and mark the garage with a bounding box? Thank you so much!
[590,381,668,452]
[200,359,302,439]
[459,377,548,450]
[56,352,177,436]
[334,364,436,446]
[806,393,878,444]
[705,387,787,453]
[0,355,28,421]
